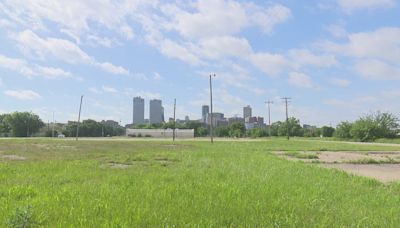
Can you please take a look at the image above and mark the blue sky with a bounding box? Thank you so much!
[0,0,399,126]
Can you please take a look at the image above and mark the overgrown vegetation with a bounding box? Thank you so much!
[1,139,400,226]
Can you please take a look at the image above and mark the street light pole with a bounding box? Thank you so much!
[173,98,176,142]
[76,95,84,141]
[265,100,273,137]
[209,74,216,144]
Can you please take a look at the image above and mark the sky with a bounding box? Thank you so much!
[0,0,399,127]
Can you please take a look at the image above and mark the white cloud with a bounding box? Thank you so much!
[102,86,118,93]
[338,0,396,12]
[0,0,147,40]
[160,39,203,65]
[96,62,129,75]
[196,36,252,59]
[0,54,71,79]
[354,59,400,80]
[153,72,162,80]
[14,30,129,75]
[329,77,351,87]
[325,24,347,38]
[288,72,318,89]
[289,49,338,68]
[250,4,292,33]
[162,1,290,39]
[89,87,102,94]
[320,27,400,64]
[35,66,71,79]
[4,90,41,100]
[248,53,289,76]
[15,30,92,63]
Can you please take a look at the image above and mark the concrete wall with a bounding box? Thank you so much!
[126,129,194,138]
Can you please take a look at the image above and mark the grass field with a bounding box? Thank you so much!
[2,138,400,227]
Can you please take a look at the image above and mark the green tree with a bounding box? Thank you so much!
[0,114,11,135]
[274,118,303,137]
[4,112,44,137]
[335,121,353,139]
[228,122,246,138]
[321,126,335,137]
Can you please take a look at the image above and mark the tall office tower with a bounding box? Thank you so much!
[133,97,145,125]
[243,105,252,119]
[149,99,163,124]
[202,105,209,123]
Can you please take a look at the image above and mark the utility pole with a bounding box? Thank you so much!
[265,100,273,137]
[52,111,55,138]
[281,97,291,140]
[209,74,216,143]
[173,98,176,142]
[76,95,84,141]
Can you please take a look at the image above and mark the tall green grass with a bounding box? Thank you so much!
[1,138,400,226]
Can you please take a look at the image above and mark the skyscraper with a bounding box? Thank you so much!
[202,105,209,123]
[150,99,163,124]
[133,97,144,125]
[243,105,252,119]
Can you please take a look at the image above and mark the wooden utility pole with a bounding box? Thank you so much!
[281,97,291,140]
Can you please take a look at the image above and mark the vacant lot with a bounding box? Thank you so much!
[1,138,400,227]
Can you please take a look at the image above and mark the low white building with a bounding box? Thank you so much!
[126,129,194,138]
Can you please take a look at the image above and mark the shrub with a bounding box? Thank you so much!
[7,205,38,228]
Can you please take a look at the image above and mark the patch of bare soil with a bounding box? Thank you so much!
[106,162,132,169]
[275,151,400,182]
[322,164,400,183]
[0,155,27,161]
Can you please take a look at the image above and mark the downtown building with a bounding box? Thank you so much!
[202,105,209,123]
[243,105,252,120]
[132,97,145,125]
[149,99,164,124]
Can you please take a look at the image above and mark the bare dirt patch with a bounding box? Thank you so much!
[275,151,400,182]
[323,164,400,183]
[105,162,132,169]
[0,155,27,161]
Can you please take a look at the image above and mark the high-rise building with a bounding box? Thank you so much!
[243,105,252,120]
[133,97,144,125]
[150,99,163,124]
[202,105,209,123]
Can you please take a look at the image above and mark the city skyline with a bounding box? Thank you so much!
[0,1,399,126]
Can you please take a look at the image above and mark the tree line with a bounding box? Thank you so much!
[0,111,398,141]
[0,112,125,137]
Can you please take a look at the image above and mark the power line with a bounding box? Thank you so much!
[281,97,291,140]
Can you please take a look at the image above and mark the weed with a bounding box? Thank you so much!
[6,205,38,228]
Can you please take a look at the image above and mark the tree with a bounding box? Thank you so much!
[0,114,11,135]
[273,118,303,137]
[228,122,246,138]
[321,126,335,137]
[4,112,44,137]
[350,112,399,142]
[335,121,353,139]
[247,128,268,138]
